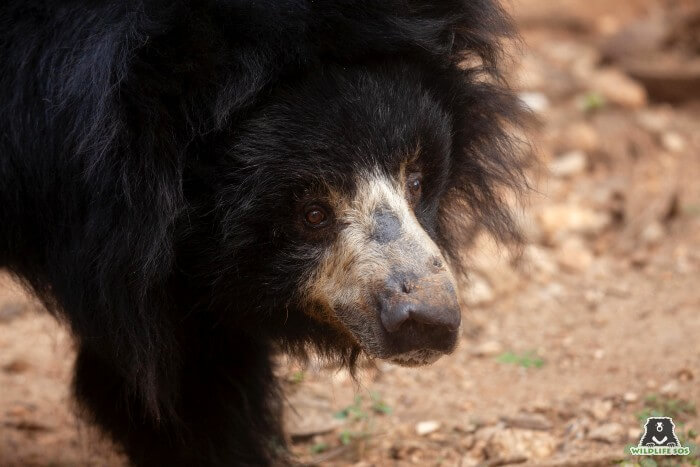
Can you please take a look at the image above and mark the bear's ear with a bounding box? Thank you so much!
[417,1,529,268]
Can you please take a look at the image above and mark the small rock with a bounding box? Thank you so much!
[661,132,686,153]
[564,418,590,440]
[623,392,638,403]
[556,236,594,272]
[640,222,665,246]
[469,234,522,296]
[514,210,544,244]
[563,122,600,152]
[459,455,480,467]
[549,150,587,178]
[588,423,624,443]
[482,428,556,460]
[284,394,344,440]
[637,109,671,133]
[629,251,649,269]
[502,413,553,431]
[540,282,566,301]
[629,427,642,441]
[584,289,605,307]
[455,423,479,435]
[519,92,550,113]
[660,380,679,396]
[462,274,495,306]
[415,420,441,436]
[677,369,694,382]
[472,341,503,357]
[523,245,559,280]
[593,349,605,360]
[589,399,613,420]
[538,205,610,243]
[591,68,647,109]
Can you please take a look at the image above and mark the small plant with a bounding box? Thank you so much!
[288,370,305,384]
[370,391,392,415]
[330,392,391,454]
[334,393,392,420]
[580,92,606,112]
[334,395,368,421]
[497,350,544,368]
[310,441,328,454]
[636,394,696,423]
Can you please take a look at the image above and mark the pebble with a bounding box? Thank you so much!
[623,392,638,403]
[502,413,553,431]
[660,380,679,396]
[472,340,503,357]
[584,289,605,307]
[482,428,557,460]
[519,92,550,113]
[523,245,559,279]
[677,368,694,382]
[591,68,647,109]
[469,235,522,296]
[556,236,594,272]
[589,399,613,420]
[540,282,566,301]
[661,132,686,153]
[637,109,671,133]
[462,274,495,306]
[549,150,587,178]
[415,420,441,436]
[563,122,600,153]
[588,422,624,443]
[514,210,544,244]
[640,222,665,246]
[538,205,610,243]
[628,427,642,441]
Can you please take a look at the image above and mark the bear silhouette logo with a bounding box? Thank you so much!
[638,417,681,447]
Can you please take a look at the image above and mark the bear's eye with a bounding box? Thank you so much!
[304,205,329,228]
[406,172,422,204]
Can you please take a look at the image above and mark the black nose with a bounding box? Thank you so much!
[378,269,461,353]
[380,299,461,333]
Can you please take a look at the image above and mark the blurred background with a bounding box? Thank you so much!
[1,0,699,465]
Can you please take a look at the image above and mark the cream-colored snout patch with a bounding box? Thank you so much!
[302,172,461,364]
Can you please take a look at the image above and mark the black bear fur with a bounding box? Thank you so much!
[0,1,525,464]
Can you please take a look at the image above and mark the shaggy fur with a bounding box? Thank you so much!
[0,1,524,465]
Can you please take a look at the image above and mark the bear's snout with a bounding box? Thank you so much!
[376,267,461,361]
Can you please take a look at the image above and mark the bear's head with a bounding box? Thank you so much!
[186,60,524,368]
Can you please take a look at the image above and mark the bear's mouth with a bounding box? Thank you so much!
[334,310,459,367]
[388,349,444,366]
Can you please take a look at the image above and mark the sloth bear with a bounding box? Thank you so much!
[0,0,525,465]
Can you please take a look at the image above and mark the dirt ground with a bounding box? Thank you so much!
[2,0,700,465]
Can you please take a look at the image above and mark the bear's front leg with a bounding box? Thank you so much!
[72,336,287,466]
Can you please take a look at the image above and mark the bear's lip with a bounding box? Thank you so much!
[387,349,444,366]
